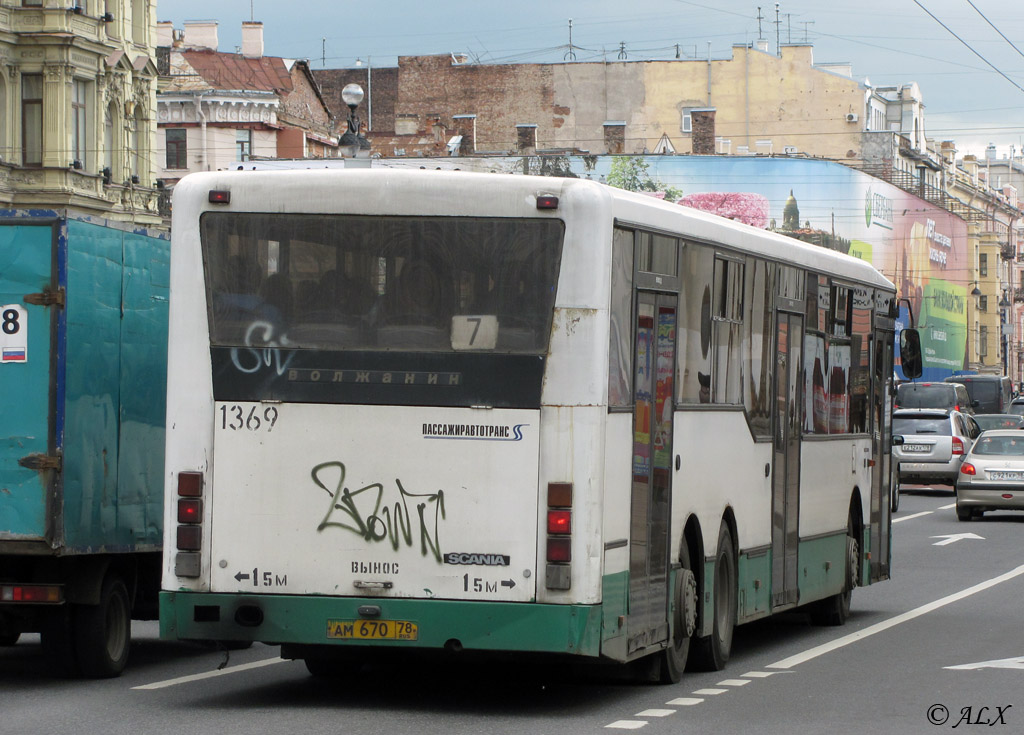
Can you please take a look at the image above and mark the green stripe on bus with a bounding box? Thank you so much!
[160,592,603,656]
[797,533,849,602]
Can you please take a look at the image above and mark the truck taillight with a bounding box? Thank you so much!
[545,482,572,590]
[0,584,63,603]
[175,471,204,577]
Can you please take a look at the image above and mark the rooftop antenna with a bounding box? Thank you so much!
[617,41,627,60]
[322,37,326,67]
[250,0,254,21]
[757,6,764,41]
[801,21,814,43]
[564,19,576,61]
[775,3,781,56]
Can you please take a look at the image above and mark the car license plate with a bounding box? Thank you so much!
[903,444,929,453]
[988,471,1023,481]
[327,619,418,641]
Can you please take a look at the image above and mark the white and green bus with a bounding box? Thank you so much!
[160,168,906,681]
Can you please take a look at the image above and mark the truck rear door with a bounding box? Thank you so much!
[0,223,58,543]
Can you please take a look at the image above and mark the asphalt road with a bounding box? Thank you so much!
[3,488,1022,735]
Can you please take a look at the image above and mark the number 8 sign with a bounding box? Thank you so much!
[1,304,28,363]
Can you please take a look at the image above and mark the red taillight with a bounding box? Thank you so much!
[960,462,975,475]
[536,194,559,210]
[547,510,571,535]
[547,482,572,507]
[547,537,572,562]
[952,437,964,455]
[208,189,230,204]
[178,498,202,524]
[176,525,202,550]
[178,471,204,497]
[0,584,63,603]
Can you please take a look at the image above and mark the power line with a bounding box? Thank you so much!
[912,0,1024,94]
[964,0,1024,62]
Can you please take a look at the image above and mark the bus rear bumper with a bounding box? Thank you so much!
[159,591,603,656]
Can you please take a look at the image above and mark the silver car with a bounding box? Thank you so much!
[892,408,980,488]
[954,429,1024,521]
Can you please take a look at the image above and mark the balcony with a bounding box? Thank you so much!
[1015,288,1024,304]
[1001,244,1017,261]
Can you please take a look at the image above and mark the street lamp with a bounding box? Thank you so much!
[339,83,371,158]
[1000,289,1012,376]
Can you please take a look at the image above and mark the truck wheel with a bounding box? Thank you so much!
[74,574,131,678]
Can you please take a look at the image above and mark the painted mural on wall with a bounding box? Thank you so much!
[378,155,967,381]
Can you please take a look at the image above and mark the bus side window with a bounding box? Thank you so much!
[609,227,634,407]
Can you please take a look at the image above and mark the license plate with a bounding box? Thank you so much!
[327,619,418,641]
[988,471,1023,481]
[903,444,929,453]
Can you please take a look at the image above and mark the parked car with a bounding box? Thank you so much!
[971,414,1024,431]
[955,429,1024,521]
[895,381,974,415]
[944,374,1013,414]
[1007,397,1024,417]
[892,408,980,489]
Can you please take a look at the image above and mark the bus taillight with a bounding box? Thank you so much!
[545,482,572,590]
[175,471,204,577]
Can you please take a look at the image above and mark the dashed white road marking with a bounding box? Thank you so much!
[605,720,647,730]
[717,678,750,687]
[635,709,676,717]
[133,656,287,690]
[666,697,704,706]
[741,670,789,678]
[892,511,932,523]
[692,687,728,695]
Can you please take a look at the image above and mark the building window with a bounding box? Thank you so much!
[980,253,988,277]
[236,128,252,161]
[21,75,43,166]
[681,108,692,133]
[979,295,988,312]
[72,79,87,166]
[104,103,115,172]
[165,128,187,169]
[979,325,989,357]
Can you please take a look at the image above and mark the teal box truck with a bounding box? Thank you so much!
[1,212,169,677]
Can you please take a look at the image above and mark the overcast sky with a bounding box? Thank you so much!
[156,0,1024,158]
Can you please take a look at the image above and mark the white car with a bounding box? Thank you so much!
[954,430,1024,521]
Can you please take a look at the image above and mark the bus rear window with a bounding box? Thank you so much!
[200,213,564,353]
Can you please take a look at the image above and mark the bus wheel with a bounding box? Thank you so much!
[690,523,736,672]
[73,573,132,678]
[659,543,697,683]
[891,477,900,513]
[812,526,858,626]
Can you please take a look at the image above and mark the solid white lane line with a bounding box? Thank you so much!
[666,698,704,706]
[767,563,1024,670]
[132,656,287,690]
[892,511,933,523]
[938,503,956,510]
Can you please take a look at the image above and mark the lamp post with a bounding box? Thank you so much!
[1000,289,1012,376]
[339,83,371,159]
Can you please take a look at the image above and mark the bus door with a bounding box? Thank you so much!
[627,292,676,654]
[771,310,803,609]
[870,323,895,580]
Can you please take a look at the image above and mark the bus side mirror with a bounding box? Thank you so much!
[899,328,923,380]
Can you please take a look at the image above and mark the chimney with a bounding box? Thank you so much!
[156,21,174,48]
[241,21,264,58]
[183,21,218,51]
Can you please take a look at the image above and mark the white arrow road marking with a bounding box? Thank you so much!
[931,532,985,546]
[768,563,1024,669]
[945,656,1024,671]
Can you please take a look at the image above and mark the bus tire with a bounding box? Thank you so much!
[891,476,900,513]
[73,573,132,679]
[659,542,697,683]
[689,523,736,672]
[812,527,858,626]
